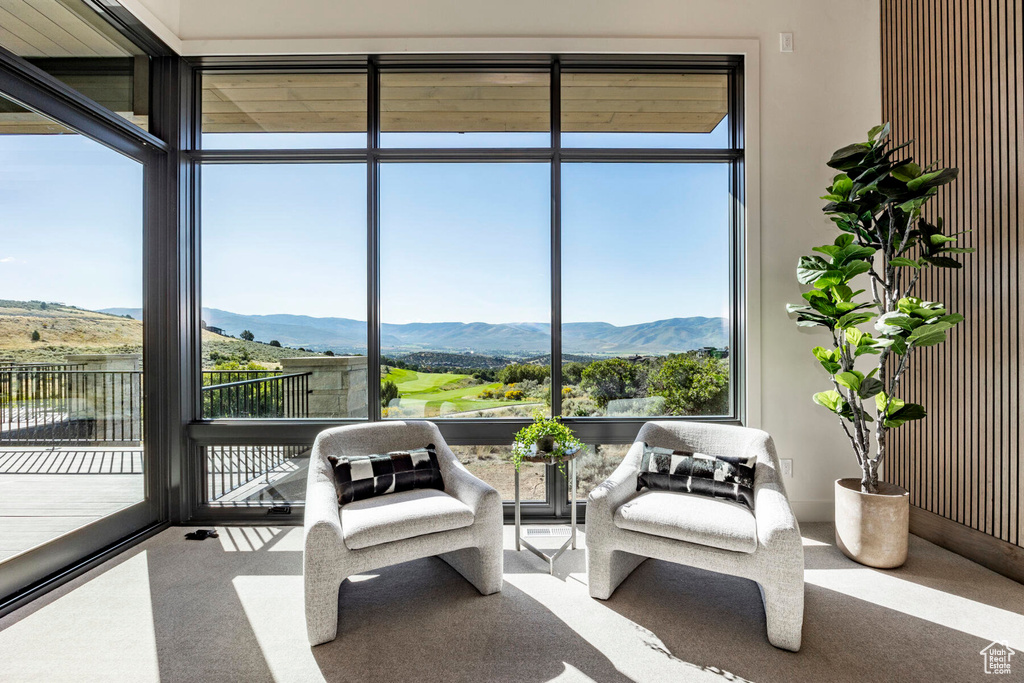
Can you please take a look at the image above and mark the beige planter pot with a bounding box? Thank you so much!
[834,478,909,568]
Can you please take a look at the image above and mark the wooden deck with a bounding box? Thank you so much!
[0,447,144,563]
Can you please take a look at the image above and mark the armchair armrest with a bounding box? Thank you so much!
[434,441,501,517]
[588,440,644,519]
[750,434,803,555]
[303,440,344,555]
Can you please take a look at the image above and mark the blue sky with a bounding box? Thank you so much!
[1,132,731,327]
[0,134,143,309]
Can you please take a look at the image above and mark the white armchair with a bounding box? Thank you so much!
[586,421,805,651]
[303,421,504,646]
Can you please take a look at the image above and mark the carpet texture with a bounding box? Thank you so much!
[0,523,1022,682]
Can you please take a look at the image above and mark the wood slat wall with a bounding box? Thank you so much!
[881,0,1024,578]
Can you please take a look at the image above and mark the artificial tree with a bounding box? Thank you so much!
[788,123,973,494]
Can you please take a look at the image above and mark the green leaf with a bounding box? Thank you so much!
[834,234,855,248]
[842,260,872,279]
[836,371,864,391]
[813,270,846,289]
[858,377,884,399]
[838,311,876,328]
[907,328,949,347]
[828,143,871,170]
[941,247,976,254]
[890,257,921,268]
[884,403,927,428]
[891,161,922,182]
[831,174,853,196]
[875,392,905,415]
[797,255,831,284]
[812,346,842,375]
[867,123,890,143]
[921,255,963,269]
[812,244,842,258]
[845,327,865,346]
[813,390,846,414]
[907,167,958,191]
[875,312,914,335]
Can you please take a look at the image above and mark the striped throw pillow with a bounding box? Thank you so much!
[636,443,756,510]
[327,444,444,505]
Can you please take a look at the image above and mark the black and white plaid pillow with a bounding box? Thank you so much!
[636,443,756,510]
[327,444,444,505]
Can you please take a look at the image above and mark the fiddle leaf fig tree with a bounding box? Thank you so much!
[788,123,973,493]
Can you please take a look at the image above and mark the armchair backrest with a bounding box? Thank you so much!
[310,420,464,486]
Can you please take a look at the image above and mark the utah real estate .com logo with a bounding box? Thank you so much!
[980,641,1015,675]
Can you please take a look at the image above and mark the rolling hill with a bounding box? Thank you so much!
[103,307,728,355]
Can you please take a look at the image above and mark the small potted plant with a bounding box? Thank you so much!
[511,411,584,474]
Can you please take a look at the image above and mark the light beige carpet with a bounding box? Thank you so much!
[0,523,1021,683]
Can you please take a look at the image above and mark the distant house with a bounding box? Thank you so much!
[205,326,227,336]
[695,346,730,360]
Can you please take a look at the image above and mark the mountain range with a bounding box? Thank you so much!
[101,307,728,356]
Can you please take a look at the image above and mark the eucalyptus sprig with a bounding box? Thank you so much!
[788,123,974,493]
[511,411,584,474]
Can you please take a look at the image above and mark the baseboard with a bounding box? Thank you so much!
[910,506,1024,585]
[791,499,834,523]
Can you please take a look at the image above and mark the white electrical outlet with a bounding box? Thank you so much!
[781,459,794,477]
[780,32,794,53]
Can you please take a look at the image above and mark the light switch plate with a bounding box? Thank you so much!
[780,32,794,52]
[781,459,794,477]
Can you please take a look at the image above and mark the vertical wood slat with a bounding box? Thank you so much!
[881,0,1023,553]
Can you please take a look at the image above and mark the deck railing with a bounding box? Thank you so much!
[0,368,142,444]
[206,444,308,501]
[201,371,311,419]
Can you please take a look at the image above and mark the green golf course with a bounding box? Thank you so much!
[384,367,540,416]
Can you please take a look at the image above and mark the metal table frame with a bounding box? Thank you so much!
[513,457,577,575]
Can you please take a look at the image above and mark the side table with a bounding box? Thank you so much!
[513,450,578,575]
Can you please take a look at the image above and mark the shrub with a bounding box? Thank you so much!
[648,356,729,416]
[562,361,586,384]
[269,340,282,347]
[30,330,40,342]
[499,363,550,384]
[324,350,335,356]
[239,330,255,341]
[504,389,525,401]
[381,378,400,408]
[580,358,646,408]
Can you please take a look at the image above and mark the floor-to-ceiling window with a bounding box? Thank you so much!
[190,57,744,521]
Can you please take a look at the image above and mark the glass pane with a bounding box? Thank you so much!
[200,164,368,418]
[380,72,549,147]
[450,445,546,502]
[380,163,551,419]
[0,93,145,563]
[202,72,367,149]
[0,0,150,131]
[561,72,728,148]
[205,444,310,505]
[561,163,732,417]
[570,444,630,500]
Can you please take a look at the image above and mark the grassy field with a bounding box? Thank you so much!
[0,300,324,366]
[385,366,539,416]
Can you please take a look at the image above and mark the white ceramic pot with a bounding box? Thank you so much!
[834,478,909,568]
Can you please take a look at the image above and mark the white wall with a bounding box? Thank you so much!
[129,0,881,520]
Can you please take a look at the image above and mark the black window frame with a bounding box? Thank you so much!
[184,54,746,524]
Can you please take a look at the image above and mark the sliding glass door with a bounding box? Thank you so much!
[0,89,160,600]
